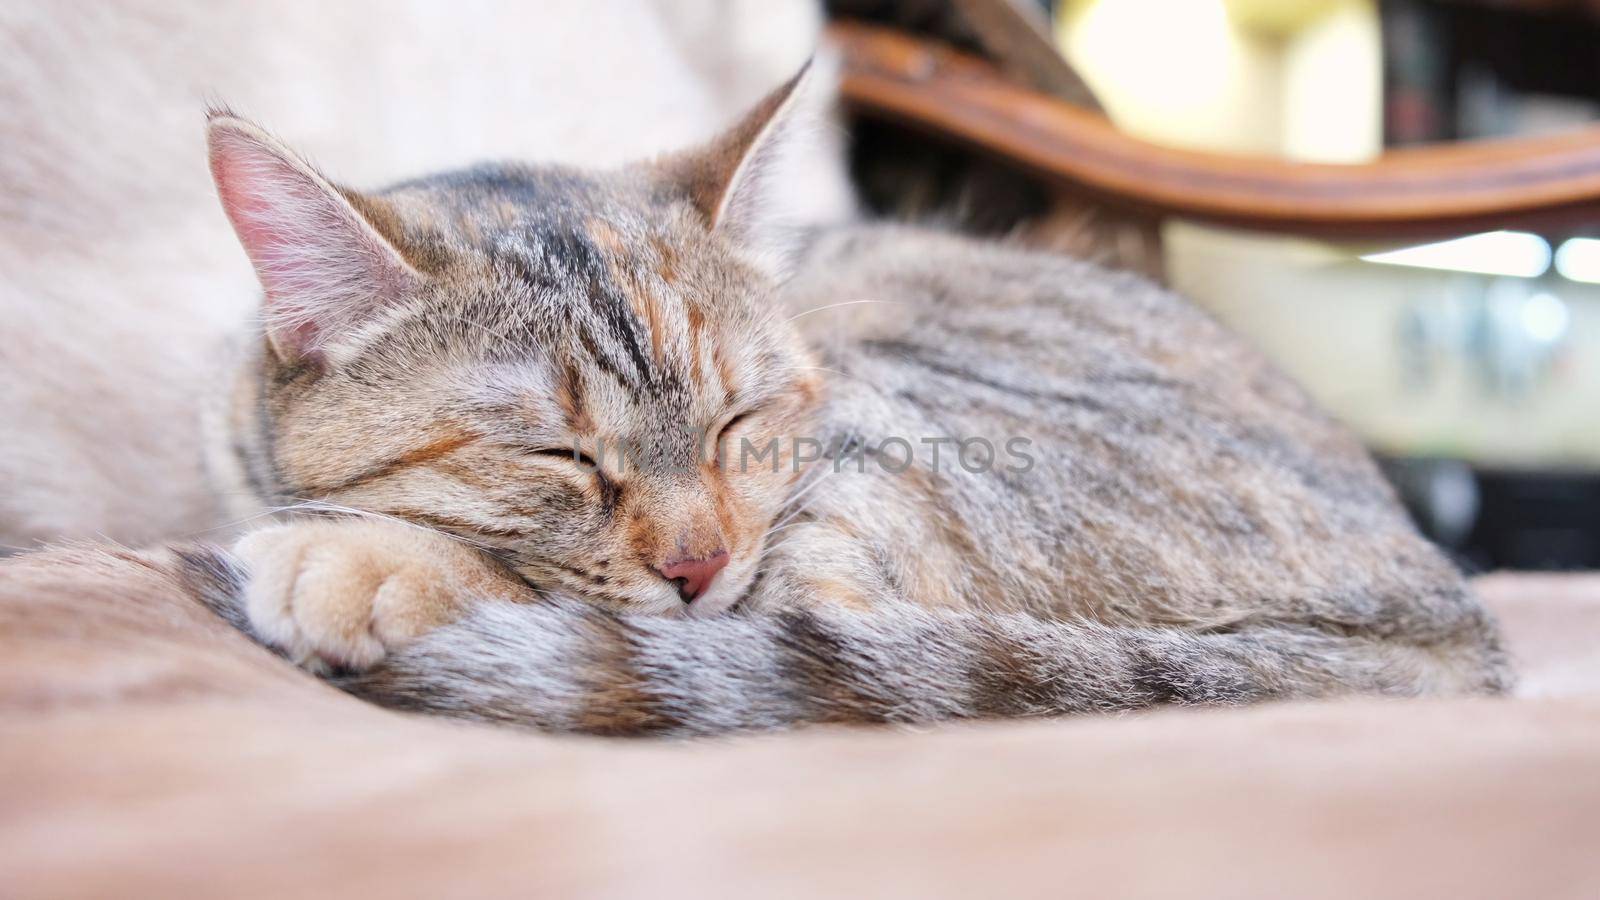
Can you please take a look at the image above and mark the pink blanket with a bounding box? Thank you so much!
[3,548,1598,898]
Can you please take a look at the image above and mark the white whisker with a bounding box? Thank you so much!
[175,501,329,541]
[785,299,904,323]
[767,464,841,535]
[759,521,812,543]
[282,498,501,552]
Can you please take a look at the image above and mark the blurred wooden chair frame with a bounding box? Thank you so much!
[828,21,1600,241]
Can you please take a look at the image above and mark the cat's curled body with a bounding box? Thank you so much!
[318,227,1508,732]
[194,75,1509,736]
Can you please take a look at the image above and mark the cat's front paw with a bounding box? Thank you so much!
[234,518,524,674]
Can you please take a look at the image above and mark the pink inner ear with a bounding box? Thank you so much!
[209,125,415,362]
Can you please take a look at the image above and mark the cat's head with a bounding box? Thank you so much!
[208,71,830,616]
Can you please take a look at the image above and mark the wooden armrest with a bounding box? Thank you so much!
[828,22,1600,238]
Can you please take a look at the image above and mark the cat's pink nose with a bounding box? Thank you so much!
[654,551,730,603]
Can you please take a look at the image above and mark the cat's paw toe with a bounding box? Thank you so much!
[233,521,458,674]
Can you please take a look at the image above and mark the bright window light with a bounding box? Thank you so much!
[1063,0,1234,139]
[1361,231,1551,278]
[1554,238,1600,284]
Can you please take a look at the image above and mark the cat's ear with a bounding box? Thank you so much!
[671,62,827,280]
[206,112,421,365]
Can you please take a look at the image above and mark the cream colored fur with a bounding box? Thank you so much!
[234,518,528,673]
[0,0,850,548]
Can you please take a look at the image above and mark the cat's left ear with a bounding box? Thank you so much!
[669,61,828,280]
[207,111,422,367]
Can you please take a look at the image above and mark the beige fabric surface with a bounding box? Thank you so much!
[2,548,1598,899]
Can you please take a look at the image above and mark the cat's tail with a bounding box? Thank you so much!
[176,543,1508,736]
[325,592,1508,736]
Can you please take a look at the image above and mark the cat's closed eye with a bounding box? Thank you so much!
[711,410,760,468]
[529,446,601,472]
[715,410,756,442]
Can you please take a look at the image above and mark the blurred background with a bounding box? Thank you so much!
[1068,0,1600,572]
[845,0,1600,571]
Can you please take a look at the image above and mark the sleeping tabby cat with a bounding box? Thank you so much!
[190,71,1510,735]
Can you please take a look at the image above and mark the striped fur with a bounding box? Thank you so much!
[356,600,1496,735]
[197,77,1511,732]
[178,544,1503,737]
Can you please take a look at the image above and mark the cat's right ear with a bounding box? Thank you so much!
[666,61,832,281]
[206,112,421,366]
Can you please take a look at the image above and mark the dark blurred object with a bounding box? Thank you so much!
[1436,0,1600,17]
[1383,0,1600,144]
[825,0,1098,108]
[826,0,1058,241]
[1469,469,1600,570]
[1388,457,1600,571]
[825,0,1165,278]
[828,0,1054,237]
[827,0,989,53]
